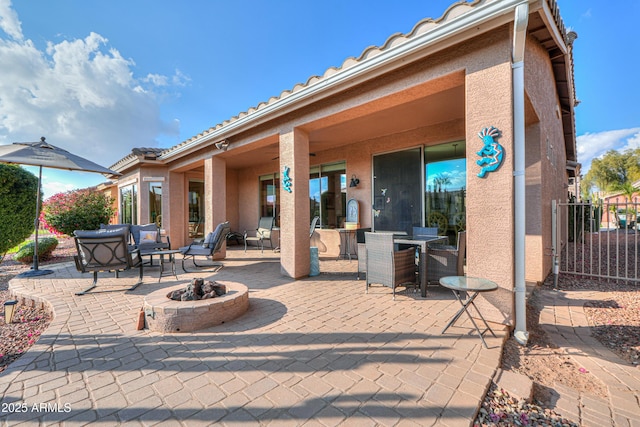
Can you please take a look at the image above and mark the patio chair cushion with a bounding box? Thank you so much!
[179,246,212,256]
[203,232,215,248]
[100,223,132,243]
[131,223,163,245]
[139,230,158,244]
[75,227,128,239]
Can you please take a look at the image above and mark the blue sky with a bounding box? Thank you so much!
[1,0,638,198]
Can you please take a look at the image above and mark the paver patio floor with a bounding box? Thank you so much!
[1,247,506,426]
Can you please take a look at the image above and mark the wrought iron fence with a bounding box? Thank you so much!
[552,199,639,284]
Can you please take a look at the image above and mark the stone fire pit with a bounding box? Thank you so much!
[143,280,249,333]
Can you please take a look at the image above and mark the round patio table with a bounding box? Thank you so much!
[439,276,498,348]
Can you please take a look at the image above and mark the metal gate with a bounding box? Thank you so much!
[552,199,640,284]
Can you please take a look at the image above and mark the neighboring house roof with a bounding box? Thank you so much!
[110,0,577,171]
[111,147,166,171]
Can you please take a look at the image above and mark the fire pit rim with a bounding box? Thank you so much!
[143,280,249,333]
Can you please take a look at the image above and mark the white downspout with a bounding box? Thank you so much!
[513,2,529,345]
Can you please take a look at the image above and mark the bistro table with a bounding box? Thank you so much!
[143,249,181,282]
[439,276,498,348]
[394,235,448,297]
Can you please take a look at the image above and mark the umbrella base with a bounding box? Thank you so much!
[17,269,54,278]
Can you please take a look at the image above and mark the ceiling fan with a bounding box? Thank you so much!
[271,153,316,161]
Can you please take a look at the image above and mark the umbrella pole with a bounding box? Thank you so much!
[17,166,53,278]
[33,165,41,271]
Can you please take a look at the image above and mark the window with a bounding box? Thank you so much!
[188,180,204,238]
[309,161,346,228]
[425,141,466,242]
[149,182,162,227]
[120,183,137,225]
[260,173,280,225]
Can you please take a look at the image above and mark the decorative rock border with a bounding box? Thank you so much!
[143,281,249,333]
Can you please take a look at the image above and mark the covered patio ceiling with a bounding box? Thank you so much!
[219,84,465,170]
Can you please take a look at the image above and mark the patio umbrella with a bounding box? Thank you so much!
[0,137,120,277]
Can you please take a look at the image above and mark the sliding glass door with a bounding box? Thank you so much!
[372,142,466,240]
[188,180,204,238]
[425,141,466,242]
[372,148,422,234]
[309,161,346,228]
[120,184,137,225]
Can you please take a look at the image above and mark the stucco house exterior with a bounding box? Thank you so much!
[102,0,578,331]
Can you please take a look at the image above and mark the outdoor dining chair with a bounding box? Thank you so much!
[427,231,466,284]
[356,227,371,280]
[364,232,417,300]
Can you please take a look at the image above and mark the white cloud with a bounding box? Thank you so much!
[0,0,22,41]
[0,3,183,170]
[577,127,640,173]
[41,177,78,195]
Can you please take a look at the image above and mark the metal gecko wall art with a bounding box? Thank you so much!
[476,126,504,178]
[282,166,293,193]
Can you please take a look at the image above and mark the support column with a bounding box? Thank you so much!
[466,60,515,325]
[205,156,227,258]
[279,128,310,278]
[167,172,185,248]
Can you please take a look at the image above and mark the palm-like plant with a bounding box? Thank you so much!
[616,181,639,203]
[614,181,640,226]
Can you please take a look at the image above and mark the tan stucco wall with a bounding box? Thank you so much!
[523,35,570,284]
[464,31,515,325]
[167,171,185,249]
[525,122,544,281]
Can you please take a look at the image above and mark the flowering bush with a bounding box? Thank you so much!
[41,190,116,236]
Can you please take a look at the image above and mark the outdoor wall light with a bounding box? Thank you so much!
[3,300,17,324]
[215,139,230,151]
[349,175,360,188]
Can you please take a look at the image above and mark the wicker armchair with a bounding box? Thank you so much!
[364,232,417,300]
[427,231,466,284]
[355,228,371,280]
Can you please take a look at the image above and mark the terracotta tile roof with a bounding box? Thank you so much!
[110,147,166,170]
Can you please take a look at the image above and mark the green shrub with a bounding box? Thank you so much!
[41,189,115,236]
[0,164,39,260]
[14,237,59,264]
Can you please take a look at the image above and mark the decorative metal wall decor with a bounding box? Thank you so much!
[282,166,293,193]
[476,126,504,178]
